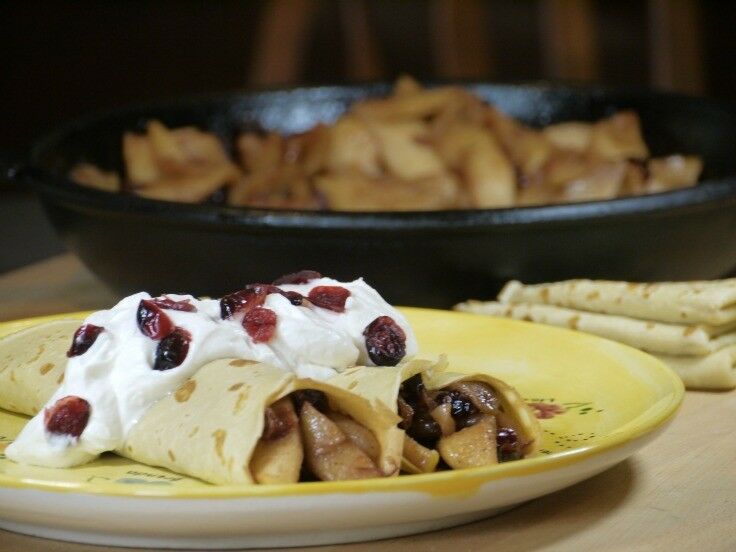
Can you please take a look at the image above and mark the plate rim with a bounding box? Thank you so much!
[0,308,684,500]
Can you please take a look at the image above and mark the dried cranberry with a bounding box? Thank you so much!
[67,324,104,357]
[363,316,407,366]
[436,390,479,430]
[44,396,91,437]
[220,290,253,319]
[280,290,304,306]
[137,299,174,340]
[261,405,296,441]
[220,284,281,319]
[272,270,322,285]
[152,296,197,312]
[408,414,442,446]
[307,286,351,312]
[290,389,328,413]
[243,307,277,343]
[497,427,522,462]
[153,327,191,370]
[245,283,282,296]
[397,396,414,430]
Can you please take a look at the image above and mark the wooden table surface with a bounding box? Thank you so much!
[0,254,734,552]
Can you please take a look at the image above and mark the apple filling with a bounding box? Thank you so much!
[398,374,532,473]
[250,390,383,484]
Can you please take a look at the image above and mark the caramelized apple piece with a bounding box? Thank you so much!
[429,402,455,437]
[437,415,498,469]
[402,435,440,474]
[250,398,303,484]
[327,411,380,461]
[300,402,381,481]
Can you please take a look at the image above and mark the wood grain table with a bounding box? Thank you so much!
[0,254,734,552]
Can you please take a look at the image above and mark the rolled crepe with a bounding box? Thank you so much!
[499,279,736,325]
[423,370,541,457]
[121,359,402,485]
[329,358,437,413]
[332,358,542,472]
[0,319,81,416]
[455,300,736,356]
[655,346,736,390]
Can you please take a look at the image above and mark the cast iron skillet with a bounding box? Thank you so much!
[7,82,736,307]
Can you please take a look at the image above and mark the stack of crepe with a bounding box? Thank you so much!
[456,279,736,390]
[0,320,540,485]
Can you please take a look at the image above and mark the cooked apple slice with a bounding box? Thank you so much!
[327,411,380,461]
[300,402,381,481]
[402,435,440,474]
[437,415,498,469]
[250,398,303,484]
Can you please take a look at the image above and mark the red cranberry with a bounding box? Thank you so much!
[152,296,197,312]
[153,327,191,370]
[44,396,91,438]
[308,286,350,312]
[243,307,277,343]
[272,270,322,285]
[67,324,104,357]
[220,284,280,319]
[137,299,174,340]
[497,427,523,461]
[220,289,253,319]
[363,316,407,366]
[280,290,305,306]
[290,389,328,413]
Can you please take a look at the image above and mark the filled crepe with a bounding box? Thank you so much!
[0,322,401,484]
[0,319,82,416]
[332,359,541,473]
[5,275,418,469]
[122,359,402,485]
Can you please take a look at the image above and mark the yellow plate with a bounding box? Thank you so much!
[0,308,683,548]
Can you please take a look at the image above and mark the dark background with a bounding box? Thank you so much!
[1,0,734,271]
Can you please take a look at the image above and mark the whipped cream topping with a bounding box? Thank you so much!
[7,277,415,468]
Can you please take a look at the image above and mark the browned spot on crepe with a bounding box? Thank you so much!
[28,344,46,363]
[188,426,199,438]
[57,373,65,384]
[9,371,16,383]
[39,362,55,375]
[540,288,550,302]
[228,382,244,391]
[175,380,197,402]
[646,322,655,330]
[627,283,638,290]
[683,326,697,336]
[229,359,252,367]
[0,443,8,453]
[680,312,687,319]
[347,380,358,390]
[212,429,227,464]
[568,315,580,330]
[233,390,250,415]
[168,450,176,462]
[522,315,532,322]
[586,291,600,300]
[126,445,133,453]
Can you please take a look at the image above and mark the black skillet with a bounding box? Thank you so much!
[6,82,736,307]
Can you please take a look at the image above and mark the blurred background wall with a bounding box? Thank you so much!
[1,0,734,270]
